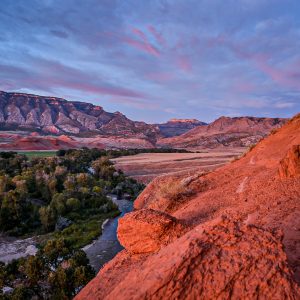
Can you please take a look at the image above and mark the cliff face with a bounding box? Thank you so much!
[158,116,288,148]
[0,91,160,142]
[76,114,300,299]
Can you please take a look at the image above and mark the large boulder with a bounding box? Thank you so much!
[55,216,73,231]
[117,209,188,254]
[114,218,300,299]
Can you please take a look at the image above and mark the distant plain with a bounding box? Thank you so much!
[112,148,245,183]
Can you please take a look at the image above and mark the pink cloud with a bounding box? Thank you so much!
[145,71,174,82]
[148,25,166,47]
[99,30,160,57]
[1,58,146,98]
[109,96,159,110]
[132,28,148,41]
[254,55,300,90]
[214,37,300,90]
[177,56,192,72]
[121,27,161,57]
[123,37,160,56]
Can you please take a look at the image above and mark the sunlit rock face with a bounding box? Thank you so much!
[279,145,300,178]
[117,208,188,254]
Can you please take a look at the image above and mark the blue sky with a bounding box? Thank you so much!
[0,0,300,123]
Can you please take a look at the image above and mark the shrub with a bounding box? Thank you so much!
[66,198,81,212]
[159,178,192,201]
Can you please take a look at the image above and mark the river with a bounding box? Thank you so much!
[82,195,133,272]
[0,195,132,272]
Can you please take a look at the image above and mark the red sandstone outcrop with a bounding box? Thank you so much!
[279,145,300,178]
[77,113,300,299]
[117,209,188,254]
[77,217,300,300]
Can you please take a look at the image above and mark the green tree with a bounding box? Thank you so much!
[39,206,57,232]
[51,193,67,215]
[24,256,43,286]
[64,175,76,191]
[48,267,68,300]
[66,198,81,212]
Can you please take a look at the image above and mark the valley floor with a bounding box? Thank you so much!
[112,148,245,183]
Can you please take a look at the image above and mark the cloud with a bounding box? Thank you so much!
[122,27,161,57]
[50,30,69,39]
[148,25,166,47]
[0,58,146,98]
[274,102,295,108]
[123,36,160,57]
[0,0,299,122]
[177,56,192,72]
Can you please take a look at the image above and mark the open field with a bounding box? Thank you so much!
[112,148,246,183]
[17,150,57,159]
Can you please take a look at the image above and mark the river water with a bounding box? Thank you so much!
[83,195,133,272]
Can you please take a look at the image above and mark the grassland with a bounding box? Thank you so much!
[17,150,57,159]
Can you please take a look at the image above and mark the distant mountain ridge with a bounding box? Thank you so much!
[0,91,160,142]
[0,91,289,150]
[158,116,288,148]
[156,118,207,137]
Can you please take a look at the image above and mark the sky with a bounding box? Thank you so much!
[0,0,300,123]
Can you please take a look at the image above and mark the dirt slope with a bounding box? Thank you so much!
[76,114,300,299]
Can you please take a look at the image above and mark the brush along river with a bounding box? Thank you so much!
[0,195,133,273]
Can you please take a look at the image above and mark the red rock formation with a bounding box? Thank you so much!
[77,113,300,299]
[117,209,188,254]
[77,217,300,300]
[279,145,300,178]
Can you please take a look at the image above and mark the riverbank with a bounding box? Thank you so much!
[0,235,38,264]
[83,195,133,272]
